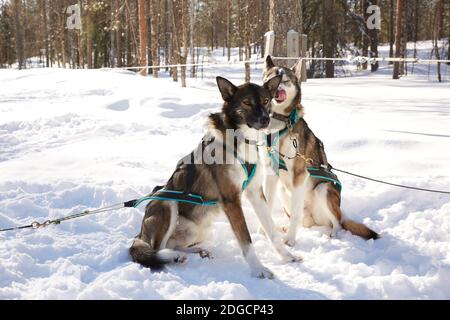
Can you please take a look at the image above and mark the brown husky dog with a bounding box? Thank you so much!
[130,76,300,279]
[262,56,379,246]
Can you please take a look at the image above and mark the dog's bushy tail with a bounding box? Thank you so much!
[342,219,379,240]
[129,239,181,270]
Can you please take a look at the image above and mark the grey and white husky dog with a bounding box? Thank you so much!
[262,56,379,246]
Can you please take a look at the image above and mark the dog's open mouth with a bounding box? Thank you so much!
[275,89,287,103]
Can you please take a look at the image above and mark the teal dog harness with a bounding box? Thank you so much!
[265,109,342,193]
[128,135,258,209]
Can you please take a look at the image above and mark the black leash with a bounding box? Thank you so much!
[331,167,450,195]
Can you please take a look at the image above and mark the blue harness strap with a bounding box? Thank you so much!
[265,109,300,175]
[130,189,219,208]
[219,136,258,191]
[266,128,288,175]
[130,135,258,208]
[238,159,257,191]
[307,167,342,193]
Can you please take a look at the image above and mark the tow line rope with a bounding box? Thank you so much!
[330,167,450,195]
[0,202,125,232]
[2,165,450,234]
[266,109,450,196]
[2,167,450,233]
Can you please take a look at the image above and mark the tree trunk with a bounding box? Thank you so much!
[393,0,404,79]
[115,0,123,67]
[60,29,66,68]
[86,0,93,68]
[361,0,369,70]
[434,0,443,82]
[226,0,231,61]
[238,0,243,61]
[399,4,407,75]
[412,0,419,59]
[41,0,50,67]
[298,0,303,34]
[78,1,84,69]
[138,0,148,76]
[161,0,169,71]
[110,2,116,68]
[388,0,394,64]
[13,0,24,69]
[180,0,189,87]
[447,28,450,65]
[169,0,179,82]
[149,0,159,77]
[244,0,251,82]
[189,0,196,77]
[323,0,336,77]
[125,15,132,67]
[369,0,379,72]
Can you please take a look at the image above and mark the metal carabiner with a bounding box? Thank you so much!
[31,220,51,229]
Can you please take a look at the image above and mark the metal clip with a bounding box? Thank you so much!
[298,154,314,164]
[31,220,52,229]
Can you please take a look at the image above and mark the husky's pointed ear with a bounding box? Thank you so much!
[265,55,275,70]
[291,60,303,80]
[264,75,282,97]
[216,76,237,102]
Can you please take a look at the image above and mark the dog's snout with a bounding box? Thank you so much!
[261,115,270,127]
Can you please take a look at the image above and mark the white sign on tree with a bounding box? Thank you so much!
[66,4,82,30]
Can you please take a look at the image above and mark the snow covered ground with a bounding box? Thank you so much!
[1,42,450,299]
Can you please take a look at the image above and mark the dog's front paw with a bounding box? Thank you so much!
[282,254,303,263]
[199,250,213,259]
[174,254,188,264]
[283,235,296,247]
[330,229,338,239]
[251,266,275,279]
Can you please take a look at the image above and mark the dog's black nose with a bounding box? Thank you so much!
[260,116,270,127]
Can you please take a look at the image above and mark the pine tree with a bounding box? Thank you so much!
[0,1,15,67]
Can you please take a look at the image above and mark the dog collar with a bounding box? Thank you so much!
[270,108,301,128]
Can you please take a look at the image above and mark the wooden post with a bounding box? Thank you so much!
[287,30,299,57]
[287,31,307,82]
[264,31,275,57]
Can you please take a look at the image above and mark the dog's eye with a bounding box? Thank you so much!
[243,99,251,106]
[263,98,270,104]
[283,80,290,84]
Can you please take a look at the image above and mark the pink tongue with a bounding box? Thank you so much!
[276,89,287,102]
